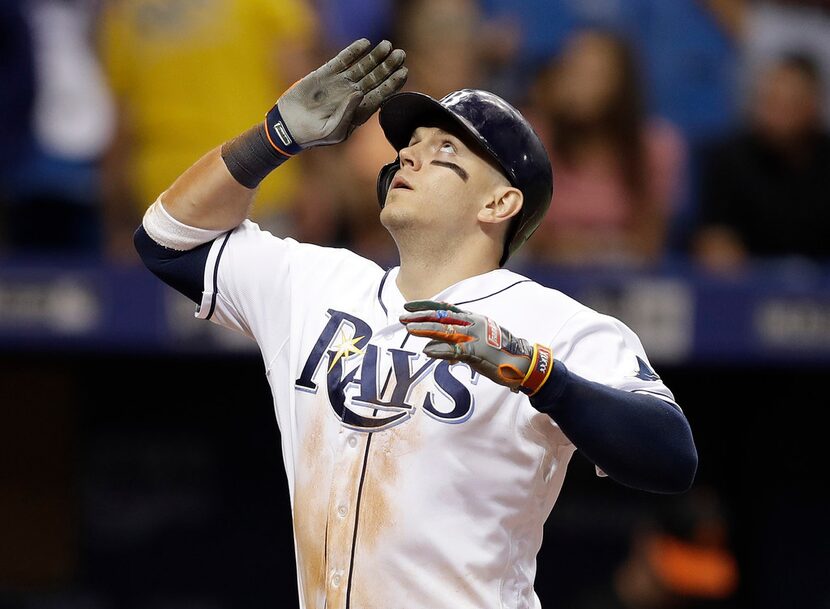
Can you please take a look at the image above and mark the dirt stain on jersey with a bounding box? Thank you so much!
[355,415,422,550]
[294,503,326,609]
[348,428,400,609]
[349,415,428,607]
[294,408,330,609]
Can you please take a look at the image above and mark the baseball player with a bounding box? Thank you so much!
[134,39,697,609]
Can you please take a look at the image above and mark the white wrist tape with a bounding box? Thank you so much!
[142,197,226,251]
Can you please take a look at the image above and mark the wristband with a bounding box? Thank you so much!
[519,344,554,396]
[220,103,302,189]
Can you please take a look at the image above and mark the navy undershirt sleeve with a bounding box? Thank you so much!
[530,361,698,494]
[133,226,214,304]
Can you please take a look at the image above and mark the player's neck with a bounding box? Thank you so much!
[395,247,499,301]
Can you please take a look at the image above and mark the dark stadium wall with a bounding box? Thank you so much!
[0,353,827,609]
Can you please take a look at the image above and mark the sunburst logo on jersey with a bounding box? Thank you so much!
[328,329,365,372]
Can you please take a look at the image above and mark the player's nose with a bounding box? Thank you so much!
[398,141,422,170]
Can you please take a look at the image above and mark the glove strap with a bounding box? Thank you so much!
[264,103,304,156]
[520,344,554,396]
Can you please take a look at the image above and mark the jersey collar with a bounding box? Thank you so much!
[378,266,532,324]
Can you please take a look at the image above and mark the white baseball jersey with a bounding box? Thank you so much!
[193,220,676,609]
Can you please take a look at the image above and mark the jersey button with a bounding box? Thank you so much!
[347,435,358,448]
[337,504,348,518]
[331,573,342,587]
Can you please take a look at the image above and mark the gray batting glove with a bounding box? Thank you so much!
[272,39,407,151]
[400,300,555,396]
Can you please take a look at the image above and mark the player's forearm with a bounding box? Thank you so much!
[153,38,406,234]
[137,39,406,258]
[531,362,698,493]
[161,145,259,231]
[138,121,292,253]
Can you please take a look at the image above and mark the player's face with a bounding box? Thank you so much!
[380,126,509,239]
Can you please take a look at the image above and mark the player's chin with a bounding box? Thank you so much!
[379,200,414,231]
[381,188,412,212]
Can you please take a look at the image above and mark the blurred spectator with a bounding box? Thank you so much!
[640,1,738,143]
[0,0,35,247]
[392,0,486,98]
[99,0,317,262]
[0,0,35,176]
[479,0,643,77]
[478,0,738,140]
[316,0,393,50]
[2,0,113,256]
[706,0,830,125]
[528,30,686,266]
[574,488,739,609]
[479,0,738,255]
[694,53,830,270]
[391,0,522,99]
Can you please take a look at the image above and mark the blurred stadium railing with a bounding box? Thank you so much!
[3,260,830,365]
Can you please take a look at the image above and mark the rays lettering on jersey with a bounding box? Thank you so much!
[295,309,478,431]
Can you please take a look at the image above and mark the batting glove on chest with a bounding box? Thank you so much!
[400,300,554,396]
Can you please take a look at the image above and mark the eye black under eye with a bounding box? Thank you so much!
[430,160,469,182]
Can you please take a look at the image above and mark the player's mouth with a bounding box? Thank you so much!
[390,175,413,191]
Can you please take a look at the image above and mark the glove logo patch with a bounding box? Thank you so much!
[273,121,294,146]
[537,347,550,374]
[485,317,501,348]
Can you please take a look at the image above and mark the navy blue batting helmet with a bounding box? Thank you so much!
[376,89,553,265]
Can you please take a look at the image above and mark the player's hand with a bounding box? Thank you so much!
[400,300,554,396]
[275,39,407,149]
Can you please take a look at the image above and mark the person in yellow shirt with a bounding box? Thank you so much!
[99,0,317,261]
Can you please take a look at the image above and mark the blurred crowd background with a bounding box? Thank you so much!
[1,1,829,608]
[2,0,830,269]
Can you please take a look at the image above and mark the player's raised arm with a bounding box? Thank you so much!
[133,39,405,307]
[144,39,407,236]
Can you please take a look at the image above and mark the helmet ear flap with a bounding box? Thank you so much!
[376,159,401,209]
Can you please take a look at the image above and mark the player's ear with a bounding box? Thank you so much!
[478,186,523,226]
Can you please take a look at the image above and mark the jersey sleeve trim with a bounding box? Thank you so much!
[195,231,232,320]
[632,388,680,410]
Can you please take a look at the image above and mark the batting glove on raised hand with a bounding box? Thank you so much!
[400,300,554,396]
[271,39,407,152]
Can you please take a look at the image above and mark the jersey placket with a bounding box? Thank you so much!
[323,426,368,609]
[323,324,402,609]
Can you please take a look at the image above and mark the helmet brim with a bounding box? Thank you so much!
[379,92,466,150]
[378,92,511,183]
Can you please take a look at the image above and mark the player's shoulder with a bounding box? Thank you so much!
[229,220,385,276]
[492,269,634,340]
[497,269,592,318]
